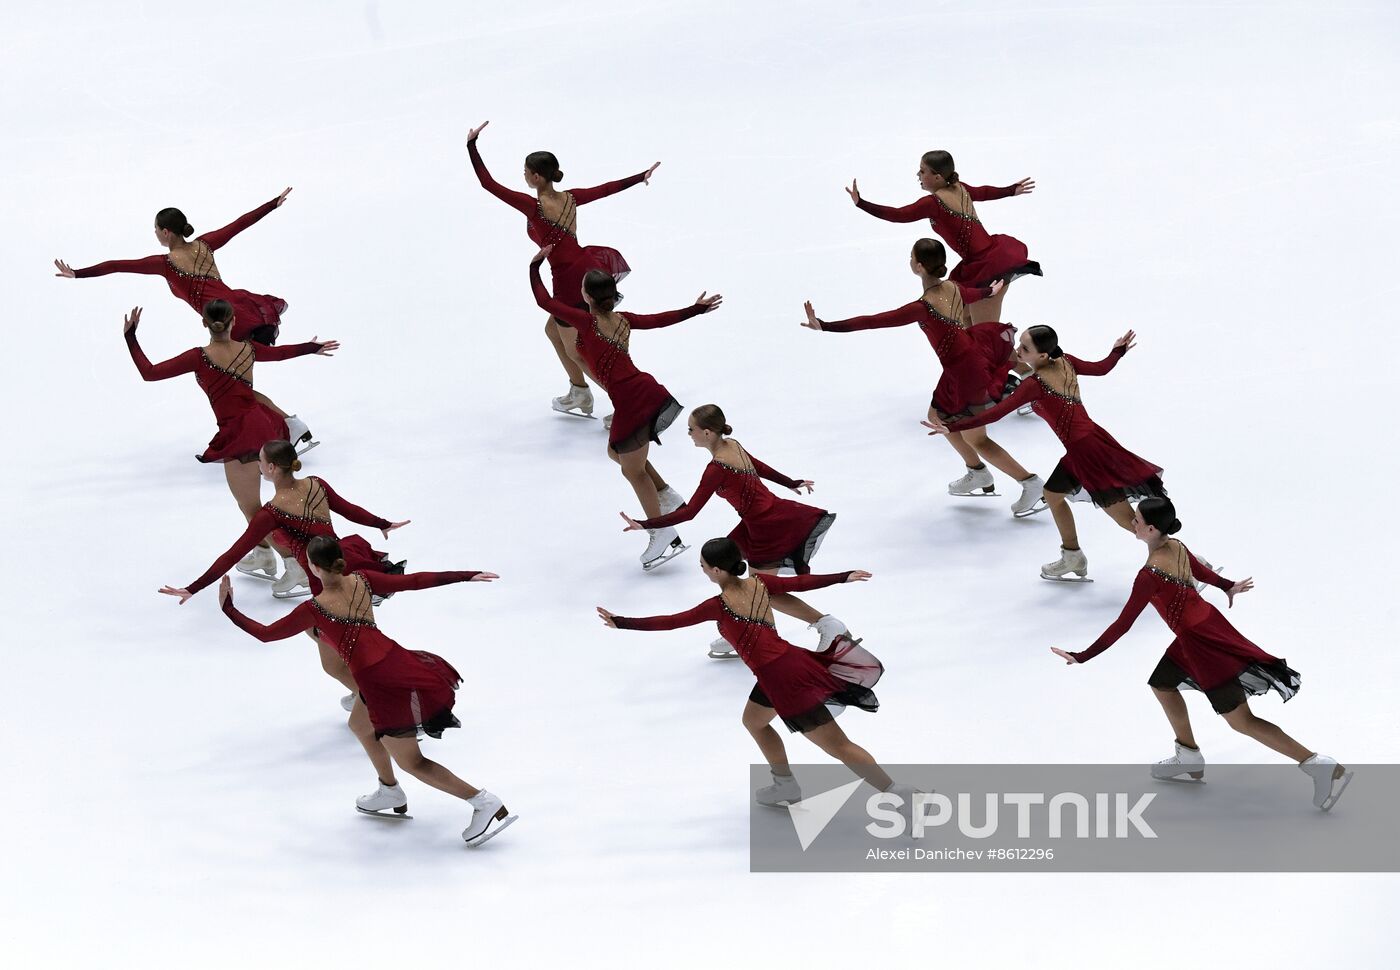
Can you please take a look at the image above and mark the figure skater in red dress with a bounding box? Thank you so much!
[529,246,722,571]
[600,538,910,808]
[802,238,1044,515]
[123,302,337,544]
[1050,498,1352,811]
[56,188,315,448]
[468,121,659,419]
[217,537,516,844]
[847,151,1039,330]
[620,405,851,660]
[925,325,1164,582]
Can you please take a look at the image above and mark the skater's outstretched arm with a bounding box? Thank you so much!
[964,183,1026,202]
[467,139,536,216]
[747,454,804,491]
[199,195,282,251]
[363,570,493,596]
[853,193,937,224]
[757,572,862,595]
[220,591,317,641]
[1066,331,1135,378]
[570,169,649,205]
[940,378,1041,433]
[251,339,335,362]
[607,598,725,631]
[635,464,722,529]
[528,257,592,328]
[810,300,925,333]
[183,508,280,595]
[124,309,199,381]
[955,281,997,305]
[1185,548,1233,592]
[623,296,719,330]
[1069,571,1154,663]
[315,478,392,530]
[69,254,167,278]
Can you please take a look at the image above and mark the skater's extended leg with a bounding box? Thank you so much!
[968,281,1009,325]
[742,701,791,772]
[315,634,358,692]
[752,566,823,624]
[348,699,397,785]
[253,389,289,420]
[224,459,264,524]
[545,315,590,387]
[644,462,668,492]
[1103,498,1137,533]
[1046,489,1079,548]
[803,720,893,791]
[1220,701,1313,762]
[613,442,663,518]
[380,735,482,800]
[963,426,1033,481]
[1151,686,1198,750]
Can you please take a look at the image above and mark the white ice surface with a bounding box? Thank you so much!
[3,0,1398,966]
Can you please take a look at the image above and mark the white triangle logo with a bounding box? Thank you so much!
[787,779,864,851]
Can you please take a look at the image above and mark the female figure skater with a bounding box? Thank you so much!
[802,238,1044,515]
[124,302,338,552]
[924,325,1163,582]
[529,246,722,571]
[217,537,516,844]
[846,151,1039,328]
[468,121,659,418]
[620,404,849,660]
[56,188,313,447]
[600,538,906,808]
[1050,498,1351,811]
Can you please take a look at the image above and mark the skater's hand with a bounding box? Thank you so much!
[311,337,340,356]
[844,570,873,583]
[1225,577,1254,608]
[380,519,411,539]
[845,179,861,205]
[619,512,645,532]
[470,572,500,582]
[694,291,723,312]
[643,162,661,184]
[531,244,554,265]
[792,480,815,494]
[801,301,823,331]
[275,186,293,206]
[596,607,618,628]
[1051,647,1080,665]
[921,418,951,437]
[467,120,489,142]
[1113,329,1137,354]
[54,258,75,278]
[1013,178,1036,196]
[987,279,1006,297]
[123,306,142,333]
[217,576,232,606]
[159,585,193,605]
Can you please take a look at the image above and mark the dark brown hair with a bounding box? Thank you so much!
[1137,497,1182,536]
[1026,325,1064,360]
[525,151,563,183]
[701,537,747,576]
[306,536,347,574]
[691,404,732,437]
[912,238,947,278]
[155,207,193,237]
[921,150,958,185]
[261,439,302,473]
[202,299,235,334]
[583,270,618,312]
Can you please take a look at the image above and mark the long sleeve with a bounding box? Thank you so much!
[956,282,994,304]
[570,172,647,205]
[855,196,936,224]
[125,328,199,381]
[1186,549,1233,591]
[316,478,391,530]
[199,198,279,251]
[187,509,279,594]
[1071,571,1155,663]
[222,596,317,642]
[612,598,725,631]
[468,140,535,216]
[946,378,1041,432]
[1065,346,1126,378]
[74,255,167,278]
[364,570,480,596]
[529,260,592,328]
[819,301,925,333]
[964,184,1018,202]
[748,454,801,491]
[637,464,723,529]
[250,341,322,363]
[757,572,854,594]
[623,305,706,331]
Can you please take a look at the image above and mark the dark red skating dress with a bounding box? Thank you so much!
[820,280,1014,421]
[530,261,702,452]
[636,444,835,573]
[615,572,882,732]
[948,347,1165,507]
[470,140,645,305]
[186,477,396,597]
[857,182,1041,287]
[75,197,288,343]
[1070,541,1300,715]
[222,570,481,738]
[125,325,322,463]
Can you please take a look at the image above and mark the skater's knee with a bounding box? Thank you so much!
[1221,706,1255,732]
[1044,489,1069,506]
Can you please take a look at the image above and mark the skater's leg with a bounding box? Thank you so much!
[1151,687,1199,750]
[968,282,1009,325]
[224,460,266,528]
[546,315,590,387]
[1045,489,1080,549]
[348,699,398,786]
[803,720,894,791]
[644,462,668,492]
[613,442,662,518]
[963,426,1033,481]
[751,566,824,624]
[742,700,792,774]
[943,430,985,469]
[252,389,289,420]
[314,633,357,692]
[1220,701,1314,762]
[380,735,482,800]
[1102,498,1137,533]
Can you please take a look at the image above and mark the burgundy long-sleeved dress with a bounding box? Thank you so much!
[856,182,1041,288]
[530,260,702,452]
[125,325,321,463]
[75,198,288,343]
[222,570,481,738]
[613,572,882,732]
[636,445,835,573]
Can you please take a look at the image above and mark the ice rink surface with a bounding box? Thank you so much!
[4,0,1398,965]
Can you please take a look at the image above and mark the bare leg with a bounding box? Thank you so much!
[751,566,825,624]
[1045,489,1079,549]
[1102,499,1137,533]
[348,698,397,785]
[379,735,482,800]
[742,701,792,774]
[314,633,358,692]
[968,281,1009,325]
[645,462,668,492]
[611,442,662,517]
[545,315,590,387]
[942,429,985,469]
[1221,701,1314,762]
[962,425,1034,481]
[252,389,289,419]
[1151,687,1199,749]
[803,720,894,791]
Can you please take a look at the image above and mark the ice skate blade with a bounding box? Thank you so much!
[294,438,320,457]
[708,648,740,660]
[357,806,412,820]
[1152,771,1206,782]
[1012,499,1049,518]
[949,490,1000,498]
[1320,770,1354,812]
[1016,405,1035,416]
[464,813,518,847]
[642,542,690,572]
[551,405,597,420]
[756,798,801,809]
[234,567,278,582]
[1040,572,1093,583]
[272,586,314,599]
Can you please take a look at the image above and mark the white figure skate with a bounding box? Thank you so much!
[285,414,319,456]
[811,615,849,652]
[340,693,357,712]
[356,782,411,819]
[948,465,997,497]
[1041,547,1092,582]
[708,636,739,660]
[641,527,688,571]
[657,485,685,515]
[755,771,802,808]
[235,545,278,581]
[1011,474,1047,517]
[272,555,312,599]
[462,790,518,846]
[603,412,614,430]
[1300,755,1353,811]
[551,384,596,419]
[1151,741,1206,781]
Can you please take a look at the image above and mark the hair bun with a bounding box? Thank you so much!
[722,424,733,435]
[552,170,563,182]
[1168,518,1182,535]
[1049,347,1064,359]
[182,223,193,236]
[292,458,303,472]
[733,560,748,577]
